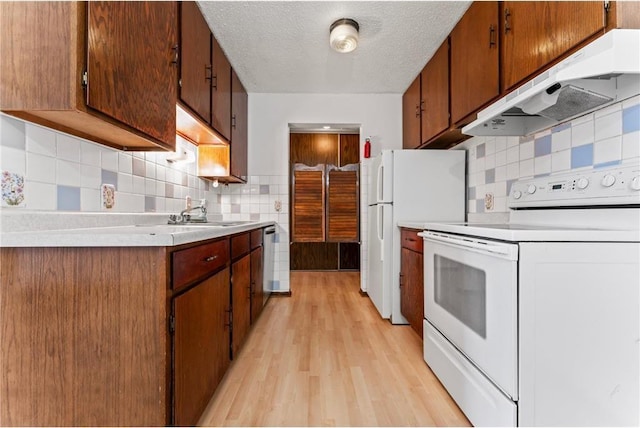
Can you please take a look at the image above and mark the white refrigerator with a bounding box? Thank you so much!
[367,150,466,323]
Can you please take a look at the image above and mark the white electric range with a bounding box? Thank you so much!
[418,164,640,427]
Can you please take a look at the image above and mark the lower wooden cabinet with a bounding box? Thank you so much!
[173,267,230,426]
[0,226,270,426]
[400,228,424,338]
[251,245,264,323]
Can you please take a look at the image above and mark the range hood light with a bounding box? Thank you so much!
[519,83,561,115]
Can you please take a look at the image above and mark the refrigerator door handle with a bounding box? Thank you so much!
[377,162,384,202]
[377,204,384,261]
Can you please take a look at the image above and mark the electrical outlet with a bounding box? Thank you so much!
[102,184,115,210]
[274,200,282,212]
[484,193,494,211]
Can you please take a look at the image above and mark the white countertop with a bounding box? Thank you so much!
[0,218,275,247]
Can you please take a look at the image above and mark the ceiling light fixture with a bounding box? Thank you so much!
[330,18,359,53]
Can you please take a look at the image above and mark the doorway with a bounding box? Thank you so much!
[289,129,360,271]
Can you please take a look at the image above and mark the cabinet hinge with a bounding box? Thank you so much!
[169,314,176,333]
[81,71,88,88]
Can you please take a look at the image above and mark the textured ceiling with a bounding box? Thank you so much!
[198,1,471,94]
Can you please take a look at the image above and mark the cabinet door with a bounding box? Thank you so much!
[402,75,421,149]
[400,247,424,338]
[421,39,450,145]
[501,1,604,91]
[173,268,230,426]
[250,246,264,323]
[450,2,499,125]
[326,168,359,242]
[179,1,212,123]
[231,254,251,357]
[86,2,177,147]
[231,69,248,181]
[291,166,325,242]
[212,37,232,141]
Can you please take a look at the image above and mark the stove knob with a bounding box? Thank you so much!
[631,176,640,191]
[576,177,590,190]
[513,190,522,199]
[601,174,616,187]
[526,184,536,194]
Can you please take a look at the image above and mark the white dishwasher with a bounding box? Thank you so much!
[262,226,276,302]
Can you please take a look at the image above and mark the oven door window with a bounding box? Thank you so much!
[434,255,486,338]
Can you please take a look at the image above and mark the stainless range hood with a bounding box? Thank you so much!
[463,29,640,137]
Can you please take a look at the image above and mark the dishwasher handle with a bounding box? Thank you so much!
[264,227,276,235]
[418,231,519,261]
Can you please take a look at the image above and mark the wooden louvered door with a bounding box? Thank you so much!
[291,164,325,242]
[326,165,359,242]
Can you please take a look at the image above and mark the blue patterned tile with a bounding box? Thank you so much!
[476,143,485,159]
[101,169,118,190]
[57,185,80,211]
[551,122,571,133]
[468,186,476,200]
[485,168,495,184]
[273,233,280,243]
[260,184,270,195]
[145,196,156,212]
[534,135,552,157]
[571,144,594,168]
[594,160,621,169]
[270,280,280,291]
[476,199,484,213]
[623,104,640,134]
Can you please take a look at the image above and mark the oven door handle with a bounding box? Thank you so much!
[418,231,519,260]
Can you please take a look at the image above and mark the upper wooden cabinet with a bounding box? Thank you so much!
[179,1,212,123]
[0,1,177,151]
[402,75,421,149]
[212,38,232,141]
[501,1,605,92]
[231,69,248,182]
[450,1,500,126]
[420,39,450,145]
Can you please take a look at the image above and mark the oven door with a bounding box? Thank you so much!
[420,231,519,400]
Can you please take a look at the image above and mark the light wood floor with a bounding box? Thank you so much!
[199,271,470,427]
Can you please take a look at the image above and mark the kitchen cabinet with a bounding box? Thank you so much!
[400,228,424,338]
[0,1,177,151]
[173,267,231,426]
[450,1,500,126]
[231,69,249,182]
[402,75,421,149]
[501,1,604,92]
[402,39,455,149]
[0,225,270,426]
[179,1,212,123]
[231,233,251,358]
[420,39,450,145]
[250,229,264,323]
[212,38,232,141]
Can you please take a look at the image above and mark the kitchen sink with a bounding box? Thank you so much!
[135,221,252,228]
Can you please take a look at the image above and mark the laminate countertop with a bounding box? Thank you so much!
[0,211,275,247]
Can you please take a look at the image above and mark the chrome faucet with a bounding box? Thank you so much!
[168,199,208,224]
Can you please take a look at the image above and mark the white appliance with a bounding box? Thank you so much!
[463,29,640,136]
[367,149,465,323]
[419,164,640,427]
[263,225,275,302]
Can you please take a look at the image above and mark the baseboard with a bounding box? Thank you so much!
[359,289,368,297]
[270,291,292,297]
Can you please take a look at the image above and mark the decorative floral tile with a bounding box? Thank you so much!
[101,183,115,210]
[1,171,25,207]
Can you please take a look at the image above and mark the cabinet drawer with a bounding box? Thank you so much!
[401,229,423,253]
[231,232,250,260]
[250,228,263,250]
[173,239,229,290]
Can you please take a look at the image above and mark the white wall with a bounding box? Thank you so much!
[248,93,403,292]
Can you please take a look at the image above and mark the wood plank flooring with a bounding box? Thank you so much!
[199,271,470,427]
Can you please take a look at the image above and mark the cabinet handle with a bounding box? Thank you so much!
[170,44,179,65]
[205,64,212,82]
[211,74,218,90]
[489,24,496,47]
[232,114,237,129]
[399,273,404,287]
[420,100,425,113]
[204,255,218,262]
[224,308,232,329]
[415,104,420,118]
[406,238,416,242]
[504,8,511,34]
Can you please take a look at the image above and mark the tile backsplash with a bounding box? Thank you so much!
[460,96,640,220]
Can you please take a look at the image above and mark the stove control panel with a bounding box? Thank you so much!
[509,164,640,208]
